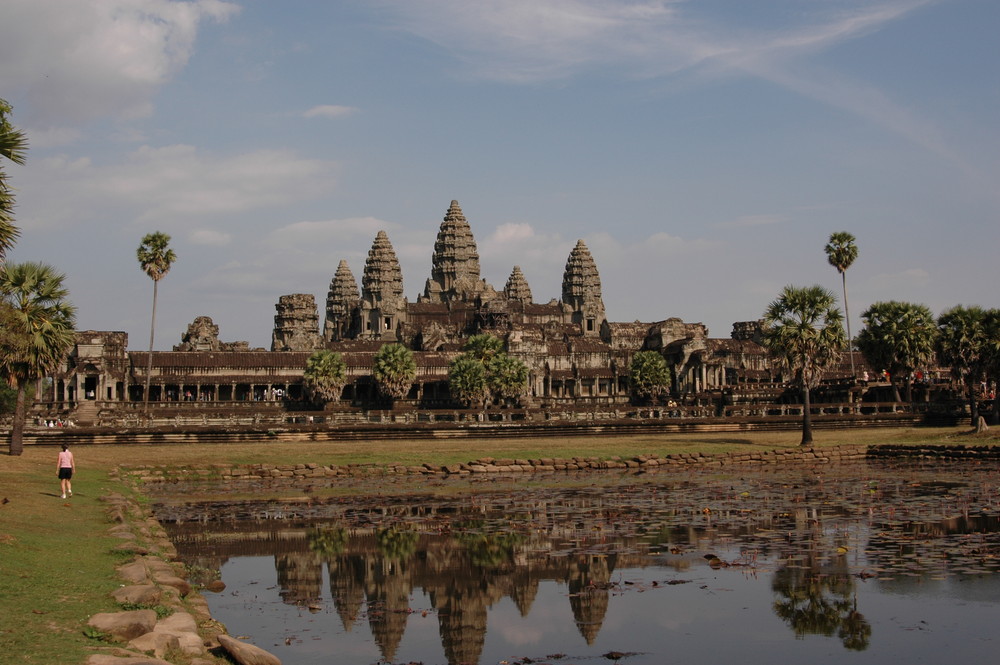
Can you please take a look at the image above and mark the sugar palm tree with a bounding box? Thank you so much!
[0,262,76,455]
[448,353,489,408]
[856,301,937,402]
[372,343,416,405]
[137,232,176,408]
[487,352,530,406]
[463,334,504,362]
[629,350,672,404]
[0,98,28,262]
[980,309,1000,425]
[303,349,348,405]
[936,305,987,426]
[824,232,858,377]
[762,285,846,445]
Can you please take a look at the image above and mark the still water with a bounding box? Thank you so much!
[157,460,1000,665]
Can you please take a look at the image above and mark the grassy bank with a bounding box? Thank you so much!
[0,425,990,664]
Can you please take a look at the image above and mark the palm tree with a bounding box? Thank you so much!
[448,353,489,408]
[0,98,28,262]
[856,301,937,402]
[450,334,529,407]
[371,343,416,405]
[628,350,672,404]
[303,350,348,406]
[936,305,987,426]
[463,334,504,362]
[486,353,530,406]
[981,309,1000,425]
[762,285,846,446]
[824,232,858,377]
[0,262,76,455]
[137,232,176,408]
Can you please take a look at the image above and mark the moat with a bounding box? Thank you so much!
[153,460,1000,665]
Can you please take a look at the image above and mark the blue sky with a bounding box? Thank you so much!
[2,0,997,350]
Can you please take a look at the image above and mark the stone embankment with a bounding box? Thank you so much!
[127,444,876,486]
[88,492,282,665]
[126,444,1000,488]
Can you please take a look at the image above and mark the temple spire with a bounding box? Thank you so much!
[360,231,406,340]
[362,231,404,305]
[324,260,359,342]
[423,200,486,302]
[504,265,532,303]
[561,239,605,335]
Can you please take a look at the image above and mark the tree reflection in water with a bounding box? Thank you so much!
[771,553,871,650]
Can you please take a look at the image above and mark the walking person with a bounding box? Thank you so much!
[57,444,75,499]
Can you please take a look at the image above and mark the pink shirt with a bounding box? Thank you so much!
[58,450,74,469]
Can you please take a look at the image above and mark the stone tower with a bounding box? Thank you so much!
[422,200,491,303]
[561,239,606,335]
[503,265,532,303]
[271,294,322,352]
[324,260,359,343]
[359,230,406,340]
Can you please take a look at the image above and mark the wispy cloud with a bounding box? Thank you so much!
[719,214,789,229]
[19,145,339,229]
[303,105,359,119]
[189,229,232,246]
[379,1,966,171]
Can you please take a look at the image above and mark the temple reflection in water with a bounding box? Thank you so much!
[157,462,1000,665]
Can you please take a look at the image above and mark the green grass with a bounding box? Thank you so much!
[0,454,122,664]
[0,425,992,663]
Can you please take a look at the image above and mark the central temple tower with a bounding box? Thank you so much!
[562,239,606,335]
[421,200,494,303]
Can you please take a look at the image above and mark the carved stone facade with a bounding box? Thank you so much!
[48,199,866,415]
[561,239,605,336]
[324,260,360,343]
[174,316,251,352]
[271,294,322,352]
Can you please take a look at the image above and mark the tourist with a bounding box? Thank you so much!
[57,444,76,499]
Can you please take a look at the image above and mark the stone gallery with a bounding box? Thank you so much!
[50,200,856,424]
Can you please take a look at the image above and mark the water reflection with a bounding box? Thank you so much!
[771,553,870,650]
[156,461,1000,665]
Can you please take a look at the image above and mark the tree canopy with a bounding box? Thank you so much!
[628,350,671,403]
[762,285,846,445]
[0,98,27,262]
[372,343,416,402]
[448,334,529,408]
[447,354,489,408]
[856,301,936,402]
[303,350,347,405]
[937,305,985,422]
[0,262,76,455]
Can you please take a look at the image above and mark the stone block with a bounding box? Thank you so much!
[129,631,180,659]
[88,609,157,641]
[217,634,283,665]
[112,584,162,606]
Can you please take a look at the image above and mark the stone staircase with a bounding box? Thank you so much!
[73,400,101,426]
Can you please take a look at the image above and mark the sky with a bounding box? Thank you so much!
[2,0,998,350]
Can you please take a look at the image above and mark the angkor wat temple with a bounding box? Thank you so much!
[46,200,895,428]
